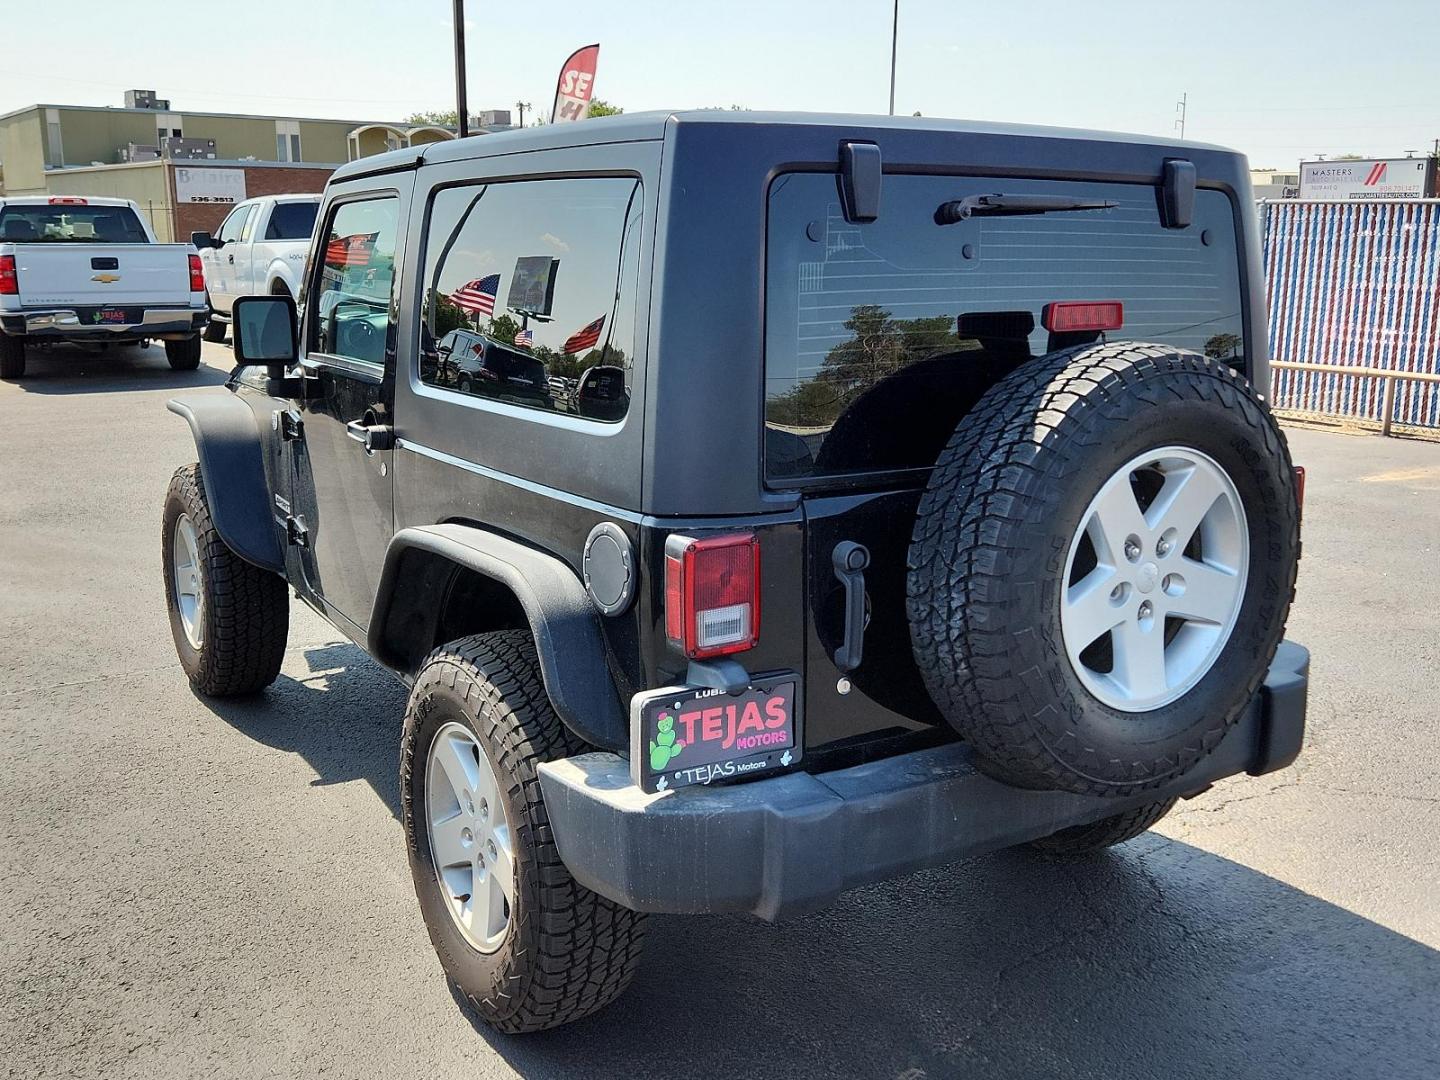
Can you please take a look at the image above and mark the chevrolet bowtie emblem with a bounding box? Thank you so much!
[91,273,121,283]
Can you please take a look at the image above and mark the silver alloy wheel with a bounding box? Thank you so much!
[1061,446,1249,713]
[425,721,515,954]
[171,514,204,650]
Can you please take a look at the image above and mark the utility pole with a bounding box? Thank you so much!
[888,0,899,115]
[453,0,469,137]
[516,101,532,127]
[1174,92,1188,139]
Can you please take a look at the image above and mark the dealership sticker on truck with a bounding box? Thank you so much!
[629,675,802,793]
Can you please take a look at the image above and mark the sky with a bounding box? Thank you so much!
[1,0,1437,170]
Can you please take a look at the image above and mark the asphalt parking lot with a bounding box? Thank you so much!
[2,340,1437,1080]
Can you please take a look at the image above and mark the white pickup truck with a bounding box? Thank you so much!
[191,194,319,342]
[0,196,208,379]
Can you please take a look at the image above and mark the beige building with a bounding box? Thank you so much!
[0,92,511,240]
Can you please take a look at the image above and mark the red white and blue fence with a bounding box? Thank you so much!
[1262,199,1440,429]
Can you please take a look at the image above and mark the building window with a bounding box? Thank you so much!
[274,121,302,163]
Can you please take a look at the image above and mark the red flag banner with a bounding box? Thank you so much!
[562,315,606,354]
[325,232,377,268]
[551,43,600,124]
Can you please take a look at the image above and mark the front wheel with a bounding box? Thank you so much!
[165,336,202,370]
[0,335,25,379]
[162,464,289,695]
[401,630,646,1033]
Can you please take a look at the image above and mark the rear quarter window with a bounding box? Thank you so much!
[764,173,1245,483]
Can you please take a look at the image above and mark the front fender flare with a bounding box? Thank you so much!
[370,524,626,749]
[166,394,285,574]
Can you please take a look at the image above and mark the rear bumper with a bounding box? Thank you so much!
[538,641,1309,921]
[1,307,207,340]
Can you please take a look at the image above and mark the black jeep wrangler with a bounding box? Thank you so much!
[161,112,1307,1033]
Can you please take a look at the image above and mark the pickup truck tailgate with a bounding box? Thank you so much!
[13,244,192,307]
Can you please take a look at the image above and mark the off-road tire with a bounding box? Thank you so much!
[908,343,1299,796]
[0,335,25,379]
[166,335,203,370]
[203,315,227,343]
[162,463,289,695]
[400,630,646,1033]
[1030,798,1178,854]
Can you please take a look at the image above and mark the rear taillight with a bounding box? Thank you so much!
[0,255,16,296]
[188,253,205,293]
[663,533,761,659]
[1042,300,1124,333]
[48,196,87,206]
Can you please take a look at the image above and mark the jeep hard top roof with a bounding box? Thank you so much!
[329,110,1239,183]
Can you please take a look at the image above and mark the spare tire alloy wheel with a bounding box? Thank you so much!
[425,721,514,953]
[1061,447,1247,712]
[907,343,1299,796]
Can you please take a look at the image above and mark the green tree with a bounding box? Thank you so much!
[407,109,459,127]
[587,99,623,118]
[1204,332,1243,360]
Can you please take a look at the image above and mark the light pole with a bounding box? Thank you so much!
[516,101,532,127]
[453,0,469,137]
[888,0,899,115]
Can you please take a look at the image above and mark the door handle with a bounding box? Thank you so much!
[226,252,234,264]
[831,541,871,673]
[345,419,394,453]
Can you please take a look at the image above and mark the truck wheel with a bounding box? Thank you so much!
[1030,798,1178,854]
[162,464,289,696]
[908,343,1300,796]
[0,335,25,379]
[400,630,646,1033]
[203,317,227,343]
[166,336,203,370]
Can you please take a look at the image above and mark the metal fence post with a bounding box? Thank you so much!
[1380,375,1396,437]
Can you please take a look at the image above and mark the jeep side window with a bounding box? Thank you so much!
[763,173,1245,482]
[311,196,399,367]
[419,176,641,422]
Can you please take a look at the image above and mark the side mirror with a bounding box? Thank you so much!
[232,294,299,375]
[190,231,215,250]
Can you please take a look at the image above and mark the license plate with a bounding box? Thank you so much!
[94,308,130,324]
[630,675,802,793]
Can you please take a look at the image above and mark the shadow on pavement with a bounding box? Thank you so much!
[198,642,1440,1080]
[6,342,229,394]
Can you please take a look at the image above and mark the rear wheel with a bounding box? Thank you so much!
[401,630,646,1033]
[162,464,289,695]
[1030,798,1178,854]
[908,343,1299,796]
[0,335,25,379]
[165,336,202,370]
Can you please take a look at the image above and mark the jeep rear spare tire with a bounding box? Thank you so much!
[907,343,1299,796]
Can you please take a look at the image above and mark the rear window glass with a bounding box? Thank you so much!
[265,200,319,241]
[0,204,148,243]
[764,174,1245,482]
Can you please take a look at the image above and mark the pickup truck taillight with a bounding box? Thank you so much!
[0,255,16,295]
[188,253,205,293]
[664,533,761,659]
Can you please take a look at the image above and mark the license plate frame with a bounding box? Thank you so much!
[629,674,803,793]
[93,307,135,325]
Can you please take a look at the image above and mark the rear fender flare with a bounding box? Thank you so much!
[370,524,626,749]
[166,394,285,574]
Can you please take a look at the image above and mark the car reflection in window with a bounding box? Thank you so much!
[573,365,629,422]
[437,329,554,409]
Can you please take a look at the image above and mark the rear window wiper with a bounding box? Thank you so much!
[935,194,1118,224]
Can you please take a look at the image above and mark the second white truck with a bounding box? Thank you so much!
[191,194,319,341]
[0,196,208,379]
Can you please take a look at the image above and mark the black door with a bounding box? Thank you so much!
[287,193,404,634]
